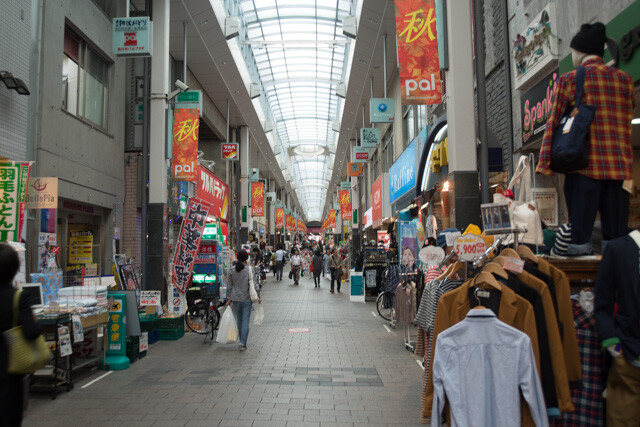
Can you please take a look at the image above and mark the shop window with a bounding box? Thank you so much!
[62,27,110,129]
[416,105,427,133]
[403,106,416,148]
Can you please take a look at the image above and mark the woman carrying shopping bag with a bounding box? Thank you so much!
[226,250,260,351]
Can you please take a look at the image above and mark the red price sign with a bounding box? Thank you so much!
[453,234,487,262]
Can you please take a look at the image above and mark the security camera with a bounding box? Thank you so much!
[175,79,189,91]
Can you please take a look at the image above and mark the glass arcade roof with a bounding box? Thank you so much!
[238,0,353,221]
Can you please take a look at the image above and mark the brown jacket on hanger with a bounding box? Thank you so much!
[422,282,540,425]
[517,270,574,413]
[536,257,582,382]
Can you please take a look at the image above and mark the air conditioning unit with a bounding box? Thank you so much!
[225,17,240,40]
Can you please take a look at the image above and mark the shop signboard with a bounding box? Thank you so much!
[364,207,373,229]
[172,108,199,181]
[0,162,31,242]
[106,293,126,353]
[360,128,381,148]
[453,234,487,262]
[112,17,152,57]
[251,181,265,217]
[276,208,284,229]
[389,140,416,204]
[347,162,363,177]
[521,70,559,145]
[372,175,383,224]
[26,177,58,209]
[68,230,93,264]
[175,91,202,116]
[338,190,352,221]
[395,0,442,105]
[196,244,217,264]
[352,147,370,163]
[511,4,557,89]
[139,291,161,306]
[196,165,229,221]
[341,181,351,190]
[172,198,212,293]
[370,98,395,123]
[377,231,390,250]
[221,143,239,161]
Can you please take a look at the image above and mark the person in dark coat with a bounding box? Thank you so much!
[0,243,41,426]
[312,250,323,288]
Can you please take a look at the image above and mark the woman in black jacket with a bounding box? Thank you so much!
[0,244,41,426]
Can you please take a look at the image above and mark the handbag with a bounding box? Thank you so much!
[248,267,259,302]
[3,290,52,374]
[310,262,315,273]
[550,66,595,174]
[289,270,293,280]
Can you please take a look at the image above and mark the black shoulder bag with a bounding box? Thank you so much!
[550,66,596,174]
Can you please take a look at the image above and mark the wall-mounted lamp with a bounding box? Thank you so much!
[1,71,30,95]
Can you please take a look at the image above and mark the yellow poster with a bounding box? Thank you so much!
[69,228,93,264]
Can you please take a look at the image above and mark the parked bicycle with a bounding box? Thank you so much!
[376,289,395,321]
[185,278,225,342]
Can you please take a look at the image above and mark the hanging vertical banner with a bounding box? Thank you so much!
[395,0,442,105]
[0,162,31,242]
[338,190,353,221]
[250,181,265,217]
[276,208,284,229]
[172,108,199,181]
[327,210,337,229]
[172,197,212,293]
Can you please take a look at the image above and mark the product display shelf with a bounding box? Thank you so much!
[32,314,73,399]
[71,321,107,372]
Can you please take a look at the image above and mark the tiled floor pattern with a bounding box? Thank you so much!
[24,269,426,426]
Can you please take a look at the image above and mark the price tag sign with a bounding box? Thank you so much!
[419,246,445,268]
[139,290,161,306]
[453,234,487,262]
[503,257,525,274]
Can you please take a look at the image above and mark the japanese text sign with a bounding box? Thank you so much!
[196,166,229,221]
[221,142,239,160]
[276,208,284,229]
[139,291,161,306]
[453,234,487,262]
[338,190,352,221]
[106,294,126,354]
[0,162,31,242]
[112,17,152,57]
[395,0,442,105]
[360,128,381,148]
[172,198,212,293]
[327,210,337,229]
[251,181,265,217]
[172,109,199,182]
[352,146,370,163]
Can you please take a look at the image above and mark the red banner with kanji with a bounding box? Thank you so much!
[172,197,211,293]
[250,181,264,217]
[327,209,337,229]
[285,214,292,231]
[172,108,199,181]
[276,207,284,229]
[395,0,442,105]
[338,189,352,221]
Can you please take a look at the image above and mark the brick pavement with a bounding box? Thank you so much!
[23,269,426,426]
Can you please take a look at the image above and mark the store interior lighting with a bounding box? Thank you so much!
[632,118,640,125]
[0,71,30,95]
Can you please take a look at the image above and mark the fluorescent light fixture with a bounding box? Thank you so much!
[632,118,640,125]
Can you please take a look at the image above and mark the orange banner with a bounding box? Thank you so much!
[172,108,199,181]
[250,182,264,217]
[285,214,292,231]
[395,0,442,105]
[347,162,363,177]
[327,209,337,229]
[276,208,284,229]
[338,190,352,221]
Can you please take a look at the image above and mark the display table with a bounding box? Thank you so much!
[543,255,601,288]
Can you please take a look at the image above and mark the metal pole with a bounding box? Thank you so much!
[383,34,388,98]
[473,0,490,204]
[370,76,374,99]
[183,22,187,82]
[502,0,514,176]
[141,0,151,289]
[235,127,241,251]
[125,0,129,18]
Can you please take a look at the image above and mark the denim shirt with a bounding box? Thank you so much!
[431,309,548,427]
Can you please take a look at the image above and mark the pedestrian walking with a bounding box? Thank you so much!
[275,245,285,281]
[536,22,635,256]
[312,250,323,288]
[0,243,41,426]
[226,250,261,350]
[328,248,343,293]
[323,249,330,277]
[290,249,302,286]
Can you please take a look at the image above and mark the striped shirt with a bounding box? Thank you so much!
[551,224,572,257]
[536,57,635,180]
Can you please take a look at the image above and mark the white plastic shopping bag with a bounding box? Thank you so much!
[253,305,264,326]
[216,307,239,344]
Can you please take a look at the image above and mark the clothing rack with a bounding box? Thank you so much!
[404,325,415,352]
[436,250,457,270]
[472,237,504,268]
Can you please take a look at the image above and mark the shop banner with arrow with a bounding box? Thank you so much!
[172,197,211,293]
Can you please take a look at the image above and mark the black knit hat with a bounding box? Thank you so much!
[570,23,607,57]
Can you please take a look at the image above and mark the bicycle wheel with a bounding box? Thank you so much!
[376,292,393,321]
[185,302,210,335]
[208,307,221,340]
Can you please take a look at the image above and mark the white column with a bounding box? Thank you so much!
[444,1,477,172]
[149,0,170,204]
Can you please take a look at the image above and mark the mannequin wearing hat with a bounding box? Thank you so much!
[536,23,635,256]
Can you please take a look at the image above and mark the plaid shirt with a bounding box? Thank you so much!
[536,57,635,180]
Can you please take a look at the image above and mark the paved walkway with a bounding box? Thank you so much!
[24,269,425,427]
